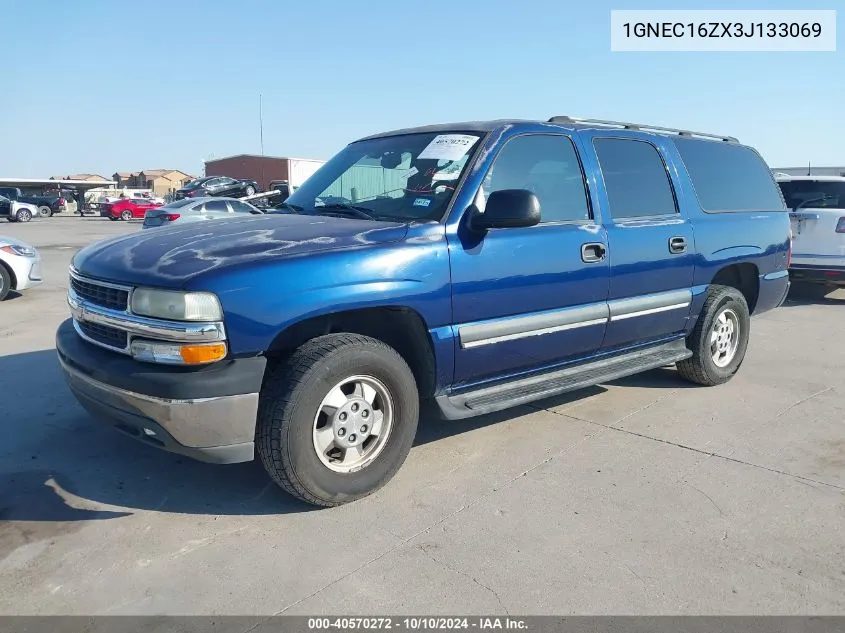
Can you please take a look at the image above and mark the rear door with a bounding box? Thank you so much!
[581,133,696,351]
[778,179,845,268]
[215,177,239,197]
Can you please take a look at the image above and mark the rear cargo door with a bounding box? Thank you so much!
[778,180,845,267]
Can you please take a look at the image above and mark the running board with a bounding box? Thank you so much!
[435,339,692,420]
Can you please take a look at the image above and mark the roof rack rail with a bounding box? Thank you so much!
[547,116,738,143]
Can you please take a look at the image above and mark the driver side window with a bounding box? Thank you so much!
[481,134,591,223]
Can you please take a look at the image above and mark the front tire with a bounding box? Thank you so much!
[245,185,256,196]
[257,333,419,507]
[0,264,11,301]
[15,209,32,223]
[38,206,52,218]
[676,285,750,386]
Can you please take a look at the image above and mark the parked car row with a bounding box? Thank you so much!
[0,187,69,220]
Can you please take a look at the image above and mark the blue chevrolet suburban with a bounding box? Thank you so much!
[56,116,792,507]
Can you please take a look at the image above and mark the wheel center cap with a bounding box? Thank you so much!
[333,398,371,446]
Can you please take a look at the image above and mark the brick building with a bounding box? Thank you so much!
[204,155,325,191]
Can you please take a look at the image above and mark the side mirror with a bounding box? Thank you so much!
[469,189,541,231]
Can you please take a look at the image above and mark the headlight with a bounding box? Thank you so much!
[130,288,223,321]
[1,244,37,257]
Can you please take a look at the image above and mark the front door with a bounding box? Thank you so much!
[448,132,611,387]
[582,134,696,351]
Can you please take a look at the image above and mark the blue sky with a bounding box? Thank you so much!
[2,0,842,177]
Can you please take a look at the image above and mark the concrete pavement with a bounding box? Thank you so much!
[1,216,843,615]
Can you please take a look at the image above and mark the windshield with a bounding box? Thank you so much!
[281,131,483,222]
[183,179,205,189]
[778,180,845,209]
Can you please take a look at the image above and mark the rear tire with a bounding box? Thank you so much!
[245,185,256,196]
[0,264,11,301]
[257,333,419,507]
[676,285,750,386]
[120,210,132,221]
[38,206,52,218]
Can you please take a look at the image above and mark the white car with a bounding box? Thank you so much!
[776,175,845,288]
[0,195,39,223]
[141,196,263,229]
[0,236,42,300]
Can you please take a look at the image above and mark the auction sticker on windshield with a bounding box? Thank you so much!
[418,134,479,161]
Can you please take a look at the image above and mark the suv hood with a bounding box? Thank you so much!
[72,213,409,288]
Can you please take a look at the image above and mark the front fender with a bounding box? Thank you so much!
[196,232,453,356]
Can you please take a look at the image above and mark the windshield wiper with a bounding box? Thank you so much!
[270,201,304,213]
[312,203,377,221]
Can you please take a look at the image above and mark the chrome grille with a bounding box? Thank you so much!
[77,321,128,349]
[70,275,129,311]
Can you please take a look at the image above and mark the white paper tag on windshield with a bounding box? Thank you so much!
[418,134,478,161]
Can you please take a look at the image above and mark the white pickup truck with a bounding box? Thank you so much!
[776,175,845,289]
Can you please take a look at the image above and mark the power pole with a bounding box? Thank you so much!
[259,94,265,157]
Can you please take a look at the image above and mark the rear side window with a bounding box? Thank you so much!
[593,138,677,219]
[777,180,845,210]
[204,200,229,212]
[673,138,785,212]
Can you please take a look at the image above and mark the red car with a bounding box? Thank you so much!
[102,198,163,221]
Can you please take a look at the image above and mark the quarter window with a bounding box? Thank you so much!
[593,138,677,219]
[229,201,255,213]
[674,137,785,212]
[481,134,591,223]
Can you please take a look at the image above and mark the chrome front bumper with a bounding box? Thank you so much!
[58,353,258,463]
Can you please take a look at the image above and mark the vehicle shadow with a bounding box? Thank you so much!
[0,349,316,523]
[0,290,22,302]
[0,349,693,524]
[780,283,845,307]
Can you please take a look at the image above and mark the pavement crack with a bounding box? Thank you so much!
[770,387,833,421]
[686,484,724,516]
[555,412,845,493]
[417,544,509,614]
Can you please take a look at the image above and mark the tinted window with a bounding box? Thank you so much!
[163,199,196,209]
[777,180,845,210]
[229,201,256,213]
[481,134,590,223]
[674,138,785,212]
[593,138,677,219]
[204,200,229,212]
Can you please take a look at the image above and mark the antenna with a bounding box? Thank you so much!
[807,161,811,176]
[259,94,265,156]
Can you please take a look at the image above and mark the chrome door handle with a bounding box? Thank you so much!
[581,242,607,263]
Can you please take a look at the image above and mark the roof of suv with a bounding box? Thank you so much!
[359,116,739,144]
